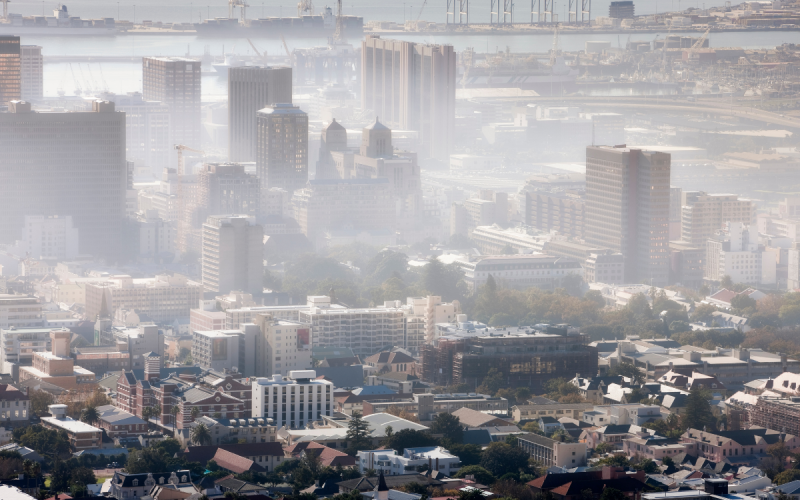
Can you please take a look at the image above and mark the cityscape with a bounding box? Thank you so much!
[1,1,800,500]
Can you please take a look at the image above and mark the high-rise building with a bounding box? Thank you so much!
[100,92,171,174]
[252,371,334,429]
[0,100,126,256]
[256,104,308,194]
[201,215,264,295]
[361,35,456,160]
[20,45,42,101]
[681,192,755,248]
[192,163,261,226]
[253,314,312,377]
[85,275,202,325]
[228,66,292,162]
[0,36,20,105]
[585,146,671,285]
[142,57,201,150]
[316,119,349,179]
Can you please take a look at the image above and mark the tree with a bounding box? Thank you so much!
[345,411,372,455]
[633,458,659,473]
[600,488,628,500]
[594,442,614,455]
[477,368,504,395]
[382,429,438,454]
[422,257,466,302]
[125,447,167,474]
[720,275,734,289]
[431,412,463,444]
[28,389,54,416]
[81,405,99,426]
[682,388,715,432]
[70,467,97,492]
[731,293,757,314]
[191,423,212,446]
[154,438,182,457]
[774,469,800,485]
[447,443,483,466]
[691,304,718,324]
[453,465,496,485]
[480,442,530,478]
[768,441,792,472]
[191,406,201,421]
[608,361,644,385]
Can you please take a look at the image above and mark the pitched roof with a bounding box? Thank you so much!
[451,407,511,428]
[0,385,27,402]
[365,351,416,365]
[284,441,356,467]
[215,476,266,493]
[181,442,284,463]
[212,448,264,474]
[337,474,443,492]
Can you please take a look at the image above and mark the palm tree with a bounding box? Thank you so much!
[191,406,200,421]
[81,405,99,426]
[191,423,212,446]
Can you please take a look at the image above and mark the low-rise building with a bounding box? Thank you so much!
[0,384,30,424]
[183,415,276,446]
[0,295,44,331]
[512,402,595,423]
[357,447,461,476]
[681,427,800,463]
[41,404,101,451]
[452,254,583,291]
[362,393,509,421]
[18,329,96,391]
[623,436,688,460]
[108,470,193,500]
[517,433,587,468]
[95,405,148,438]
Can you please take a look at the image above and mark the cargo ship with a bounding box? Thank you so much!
[194,6,363,37]
[0,4,116,36]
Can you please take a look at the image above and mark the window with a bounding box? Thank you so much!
[132,480,139,486]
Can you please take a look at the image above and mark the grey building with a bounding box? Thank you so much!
[20,45,42,101]
[585,146,671,286]
[0,36,20,105]
[142,57,201,150]
[0,100,126,257]
[256,104,309,194]
[201,215,264,295]
[228,66,292,162]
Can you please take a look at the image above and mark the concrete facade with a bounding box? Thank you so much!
[201,215,264,295]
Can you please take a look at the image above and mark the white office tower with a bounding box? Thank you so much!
[252,370,334,429]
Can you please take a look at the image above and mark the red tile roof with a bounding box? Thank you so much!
[285,441,356,467]
[213,448,264,474]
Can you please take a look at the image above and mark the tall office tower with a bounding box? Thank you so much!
[100,92,171,174]
[228,66,292,162]
[585,146,671,286]
[0,101,126,257]
[681,192,755,248]
[316,119,348,179]
[361,35,456,160]
[201,215,264,295]
[0,36,21,105]
[256,104,308,195]
[142,57,201,150]
[20,45,42,101]
[193,163,260,224]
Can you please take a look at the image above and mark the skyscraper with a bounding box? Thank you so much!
[201,215,264,295]
[0,100,126,257]
[100,92,171,174]
[0,36,21,105]
[585,146,671,285]
[142,57,201,149]
[20,45,42,101]
[256,104,308,195]
[228,66,292,162]
[361,35,456,160]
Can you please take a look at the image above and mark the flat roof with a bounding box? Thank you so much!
[42,416,101,434]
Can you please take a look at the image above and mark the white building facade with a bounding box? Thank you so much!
[252,371,334,429]
[706,222,777,286]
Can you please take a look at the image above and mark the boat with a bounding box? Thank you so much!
[194,7,362,38]
[0,4,116,36]
[212,53,247,77]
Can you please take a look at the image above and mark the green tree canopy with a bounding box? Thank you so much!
[480,442,530,478]
[682,388,715,432]
[382,429,438,454]
[345,411,373,455]
[453,464,496,485]
[431,412,463,444]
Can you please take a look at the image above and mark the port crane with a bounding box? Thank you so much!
[174,145,205,252]
[68,63,82,96]
[1,0,9,21]
[228,0,248,22]
[247,38,268,65]
[416,0,428,20]
[332,0,344,42]
[297,0,313,17]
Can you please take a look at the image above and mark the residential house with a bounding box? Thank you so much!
[179,443,286,472]
[284,441,357,468]
[108,470,193,499]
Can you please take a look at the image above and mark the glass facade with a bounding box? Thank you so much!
[0,36,21,105]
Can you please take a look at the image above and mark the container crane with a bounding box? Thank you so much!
[416,0,428,20]
[297,0,313,17]
[1,0,9,21]
[228,0,248,22]
[69,63,82,96]
[174,145,205,252]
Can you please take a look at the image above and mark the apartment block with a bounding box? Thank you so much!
[0,100,126,256]
[522,188,586,240]
[0,36,20,104]
[0,295,43,331]
[256,104,308,193]
[19,329,96,391]
[252,371,334,429]
[20,45,42,101]
[228,66,292,162]
[706,222,776,286]
[142,57,201,149]
[518,434,587,468]
[362,36,455,160]
[291,179,395,249]
[470,225,547,255]
[191,327,257,375]
[0,325,50,376]
[253,314,312,377]
[99,92,171,174]
[585,146,671,285]
[451,190,508,236]
[681,192,755,248]
[134,210,176,257]
[85,274,202,325]
[298,301,406,357]
[201,215,264,295]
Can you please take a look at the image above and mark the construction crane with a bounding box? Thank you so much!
[228,0,248,22]
[416,0,428,20]
[332,0,344,42]
[280,34,291,58]
[686,27,711,62]
[297,0,313,17]
[174,145,205,253]
[247,38,268,65]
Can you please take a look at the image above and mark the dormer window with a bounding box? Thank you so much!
[181,476,187,482]
[159,477,164,484]
[132,479,138,487]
